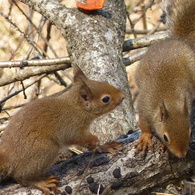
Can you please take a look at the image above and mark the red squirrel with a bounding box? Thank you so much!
[135,0,195,158]
[0,66,125,194]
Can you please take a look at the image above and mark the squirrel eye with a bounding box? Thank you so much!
[163,134,169,142]
[102,96,110,103]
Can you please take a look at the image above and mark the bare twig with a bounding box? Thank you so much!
[20,81,27,99]
[43,21,53,55]
[0,63,71,87]
[140,0,147,30]
[74,149,96,195]
[0,75,46,105]
[146,22,161,35]
[123,31,169,52]
[0,57,71,68]
[126,11,137,38]
[2,103,26,111]
[125,27,166,35]
[123,48,148,66]
[12,0,60,59]
[0,11,46,56]
[133,0,155,26]
[14,1,59,59]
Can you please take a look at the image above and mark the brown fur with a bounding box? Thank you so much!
[0,66,125,194]
[166,0,195,39]
[135,0,195,158]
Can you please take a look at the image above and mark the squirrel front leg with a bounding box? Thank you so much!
[70,131,123,154]
[135,118,153,155]
[70,132,100,150]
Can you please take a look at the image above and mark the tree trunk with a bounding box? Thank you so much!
[1,1,195,194]
[20,0,135,142]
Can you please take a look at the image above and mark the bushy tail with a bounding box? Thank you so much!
[164,0,195,39]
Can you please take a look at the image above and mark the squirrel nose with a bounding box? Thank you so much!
[173,149,188,158]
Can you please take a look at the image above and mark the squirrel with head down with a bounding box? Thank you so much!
[0,66,125,194]
[135,0,195,158]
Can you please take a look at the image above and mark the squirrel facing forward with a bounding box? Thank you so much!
[0,66,125,194]
[135,0,195,158]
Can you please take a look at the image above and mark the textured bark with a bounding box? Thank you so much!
[0,131,195,195]
[1,1,195,195]
[0,63,70,87]
[20,0,134,142]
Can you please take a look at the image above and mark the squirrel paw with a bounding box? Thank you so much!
[96,141,123,154]
[134,133,153,155]
[33,176,61,195]
[161,143,170,157]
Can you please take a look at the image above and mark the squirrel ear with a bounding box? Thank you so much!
[79,81,93,109]
[73,66,88,82]
[159,101,169,122]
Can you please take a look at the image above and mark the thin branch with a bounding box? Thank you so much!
[0,11,45,56]
[0,63,71,87]
[74,150,96,195]
[133,0,155,26]
[140,0,148,30]
[123,31,169,52]
[0,75,46,105]
[0,57,71,68]
[146,22,161,36]
[12,0,58,58]
[20,80,27,99]
[2,103,26,111]
[0,5,69,87]
[125,27,166,35]
[43,21,53,55]
[13,1,68,87]
[123,48,148,66]
[126,11,137,38]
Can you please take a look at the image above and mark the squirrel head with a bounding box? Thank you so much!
[72,66,125,117]
[155,100,191,158]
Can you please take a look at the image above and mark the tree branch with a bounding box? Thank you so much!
[0,63,70,87]
[123,32,169,52]
[0,131,195,195]
[0,75,46,104]
[125,27,166,35]
[0,57,71,68]
[123,48,148,66]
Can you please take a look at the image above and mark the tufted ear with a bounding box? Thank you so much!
[73,66,88,83]
[72,66,92,109]
[79,80,93,110]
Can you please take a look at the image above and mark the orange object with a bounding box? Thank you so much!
[76,0,106,11]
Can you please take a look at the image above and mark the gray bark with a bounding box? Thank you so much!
[19,0,135,142]
[0,131,195,195]
[0,1,195,194]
